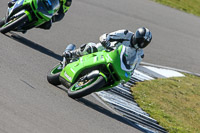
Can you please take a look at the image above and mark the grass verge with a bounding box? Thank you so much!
[152,0,200,17]
[131,73,200,133]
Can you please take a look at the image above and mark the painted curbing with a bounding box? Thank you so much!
[93,62,199,133]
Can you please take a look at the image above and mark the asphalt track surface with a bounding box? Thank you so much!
[0,0,200,133]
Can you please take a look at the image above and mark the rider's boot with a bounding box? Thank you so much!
[62,51,72,59]
[62,43,87,59]
[62,43,98,59]
[64,48,83,59]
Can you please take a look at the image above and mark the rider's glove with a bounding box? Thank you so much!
[99,34,111,48]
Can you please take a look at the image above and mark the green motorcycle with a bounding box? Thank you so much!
[47,44,133,99]
[0,0,60,34]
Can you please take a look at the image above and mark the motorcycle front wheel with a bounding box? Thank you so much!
[47,63,62,86]
[68,75,106,99]
[0,13,28,34]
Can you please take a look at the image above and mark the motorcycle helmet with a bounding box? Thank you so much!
[131,27,152,49]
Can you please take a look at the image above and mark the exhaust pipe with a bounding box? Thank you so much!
[86,70,100,80]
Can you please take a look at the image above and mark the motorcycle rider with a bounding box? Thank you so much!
[0,0,72,30]
[63,27,152,71]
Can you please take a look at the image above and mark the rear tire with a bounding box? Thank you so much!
[68,76,106,99]
[0,14,28,34]
[47,63,62,86]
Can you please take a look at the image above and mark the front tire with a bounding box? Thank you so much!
[0,13,28,34]
[68,76,106,99]
[47,63,62,86]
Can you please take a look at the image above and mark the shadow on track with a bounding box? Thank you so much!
[52,85,148,132]
[5,32,62,61]
[77,97,150,133]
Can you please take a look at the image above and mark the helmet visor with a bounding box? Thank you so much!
[132,27,152,49]
[132,36,145,49]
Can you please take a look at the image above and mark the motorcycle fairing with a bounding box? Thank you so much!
[60,53,107,83]
[60,45,132,88]
[8,0,25,17]
[120,45,139,72]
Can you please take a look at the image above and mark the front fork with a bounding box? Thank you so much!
[5,9,32,24]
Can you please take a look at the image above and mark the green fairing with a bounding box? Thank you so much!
[31,0,59,23]
[60,45,132,91]
[26,0,59,27]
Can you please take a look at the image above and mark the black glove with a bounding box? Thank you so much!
[101,41,110,48]
[99,34,111,48]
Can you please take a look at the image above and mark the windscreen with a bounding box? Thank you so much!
[37,0,60,18]
[120,46,138,71]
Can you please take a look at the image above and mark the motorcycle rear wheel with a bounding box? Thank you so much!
[0,13,28,34]
[47,63,62,86]
[68,75,106,99]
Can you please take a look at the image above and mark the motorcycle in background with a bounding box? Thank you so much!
[0,0,60,34]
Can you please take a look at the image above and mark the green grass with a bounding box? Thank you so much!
[152,0,200,17]
[131,73,200,133]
